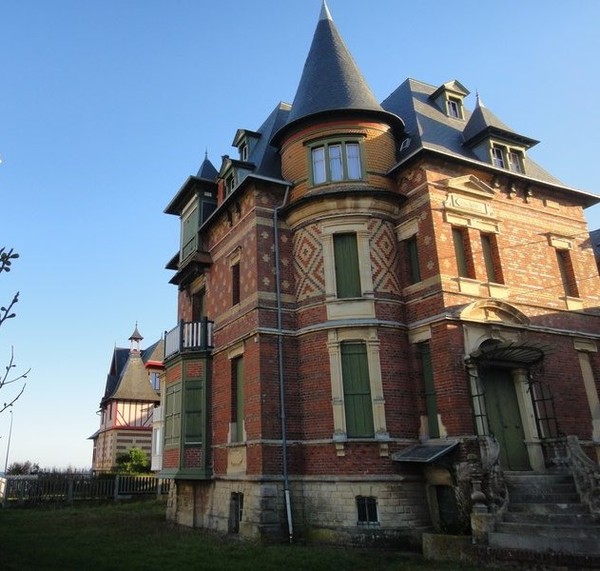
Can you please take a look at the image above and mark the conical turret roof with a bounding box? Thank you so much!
[273,1,403,144]
[463,94,538,148]
[196,152,218,181]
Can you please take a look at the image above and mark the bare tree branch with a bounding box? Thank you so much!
[1,247,27,413]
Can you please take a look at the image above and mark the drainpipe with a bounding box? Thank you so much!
[273,185,293,542]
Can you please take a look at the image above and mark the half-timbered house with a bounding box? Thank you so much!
[90,326,163,473]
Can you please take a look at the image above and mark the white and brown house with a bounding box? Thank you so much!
[90,325,163,473]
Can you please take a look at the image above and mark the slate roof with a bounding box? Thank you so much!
[272,1,403,144]
[196,154,219,181]
[463,95,539,148]
[101,338,163,404]
[590,229,600,259]
[381,78,571,190]
[246,102,290,179]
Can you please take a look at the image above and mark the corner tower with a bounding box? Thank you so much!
[273,1,405,203]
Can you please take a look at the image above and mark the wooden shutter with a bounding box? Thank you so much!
[185,382,203,443]
[181,206,198,260]
[407,236,421,284]
[341,342,374,437]
[232,357,244,442]
[334,233,361,298]
[419,342,439,438]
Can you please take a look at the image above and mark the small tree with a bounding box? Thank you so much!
[6,460,40,475]
[1,248,28,414]
[115,447,150,474]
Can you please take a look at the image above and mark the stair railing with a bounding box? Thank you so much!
[564,435,600,516]
[478,435,509,514]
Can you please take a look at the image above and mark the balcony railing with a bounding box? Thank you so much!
[164,318,214,360]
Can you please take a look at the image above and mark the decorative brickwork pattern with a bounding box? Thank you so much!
[293,226,325,302]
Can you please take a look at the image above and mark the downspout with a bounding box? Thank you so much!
[273,185,293,542]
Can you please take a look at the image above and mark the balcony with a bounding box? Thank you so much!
[164,318,214,360]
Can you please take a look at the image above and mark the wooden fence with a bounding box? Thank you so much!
[0,474,170,507]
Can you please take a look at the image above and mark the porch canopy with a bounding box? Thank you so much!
[467,340,548,368]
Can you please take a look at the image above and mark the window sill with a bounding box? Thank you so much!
[563,296,584,311]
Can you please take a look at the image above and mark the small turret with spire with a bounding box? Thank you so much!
[129,323,143,353]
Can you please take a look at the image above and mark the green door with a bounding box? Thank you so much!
[481,368,530,471]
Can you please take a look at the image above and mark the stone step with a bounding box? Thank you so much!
[509,502,589,515]
[508,482,577,495]
[503,511,597,525]
[504,471,573,486]
[488,530,600,555]
[496,521,600,540]
[509,491,580,503]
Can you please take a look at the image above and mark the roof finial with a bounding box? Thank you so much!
[205,148,208,160]
[476,90,485,108]
[320,0,332,21]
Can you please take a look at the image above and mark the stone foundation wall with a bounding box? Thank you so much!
[166,475,430,547]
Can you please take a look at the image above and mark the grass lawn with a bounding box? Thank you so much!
[0,500,488,571]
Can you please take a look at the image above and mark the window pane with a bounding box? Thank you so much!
[312,147,326,184]
[232,263,240,306]
[448,99,460,118]
[492,147,505,168]
[341,342,374,438]
[508,151,523,173]
[329,144,343,181]
[333,233,361,298]
[345,143,361,179]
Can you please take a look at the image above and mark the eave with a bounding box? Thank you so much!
[388,146,600,208]
[164,175,217,216]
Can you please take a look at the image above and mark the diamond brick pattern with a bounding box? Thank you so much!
[294,227,325,301]
[369,219,401,292]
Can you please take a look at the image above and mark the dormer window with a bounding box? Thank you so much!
[309,138,364,186]
[491,143,525,174]
[429,80,469,120]
[240,143,248,162]
[447,96,463,119]
[225,172,236,196]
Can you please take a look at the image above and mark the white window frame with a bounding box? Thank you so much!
[309,139,364,186]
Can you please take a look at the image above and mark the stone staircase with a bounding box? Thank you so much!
[487,471,600,561]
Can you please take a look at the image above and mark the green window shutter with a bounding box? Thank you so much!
[181,206,199,260]
[232,357,244,442]
[334,233,361,298]
[419,342,439,438]
[341,342,374,437]
[452,227,469,278]
[165,384,182,447]
[407,236,421,284]
[185,382,203,443]
[481,234,498,283]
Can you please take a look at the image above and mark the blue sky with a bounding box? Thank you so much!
[1,0,599,469]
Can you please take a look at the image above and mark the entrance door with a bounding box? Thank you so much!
[481,368,530,471]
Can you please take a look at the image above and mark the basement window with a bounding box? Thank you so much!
[356,496,378,526]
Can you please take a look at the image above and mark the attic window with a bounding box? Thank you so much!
[491,144,525,174]
[447,97,463,119]
[240,143,248,162]
[225,173,236,196]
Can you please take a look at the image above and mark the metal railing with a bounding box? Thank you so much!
[0,474,171,507]
[164,318,214,360]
